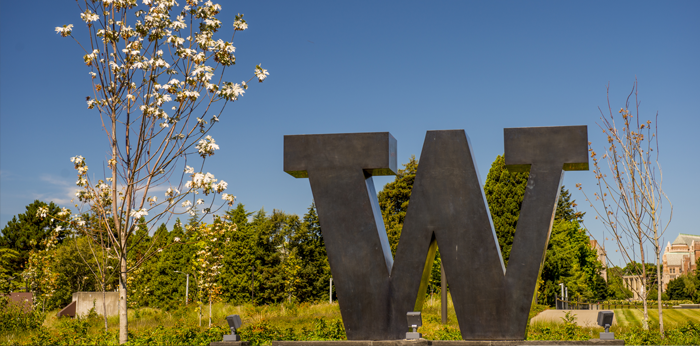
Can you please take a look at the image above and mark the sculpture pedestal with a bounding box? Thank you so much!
[210,342,250,346]
[271,340,624,346]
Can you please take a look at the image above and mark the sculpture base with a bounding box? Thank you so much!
[210,342,250,346]
[224,334,242,341]
[272,340,624,346]
[599,333,615,340]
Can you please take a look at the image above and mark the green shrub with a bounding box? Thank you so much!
[0,296,45,332]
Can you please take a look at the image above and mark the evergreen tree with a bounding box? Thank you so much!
[555,186,585,222]
[249,208,285,304]
[0,248,19,292]
[0,200,70,274]
[288,203,332,302]
[126,220,158,307]
[483,155,530,266]
[377,157,443,295]
[220,204,256,304]
[377,156,418,255]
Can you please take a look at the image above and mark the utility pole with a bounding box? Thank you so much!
[559,283,564,310]
[185,273,189,304]
[175,271,190,305]
[329,278,333,304]
[441,262,447,324]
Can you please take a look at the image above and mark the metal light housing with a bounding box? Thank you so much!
[597,311,614,340]
[223,314,243,341]
[406,311,422,340]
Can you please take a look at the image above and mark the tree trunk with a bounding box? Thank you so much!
[638,232,649,330]
[102,283,109,331]
[119,254,128,344]
[655,237,664,338]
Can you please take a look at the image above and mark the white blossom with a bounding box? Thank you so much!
[81,10,100,23]
[130,208,148,219]
[185,165,195,174]
[255,64,269,82]
[221,193,235,206]
[74,217,86,227]
[182,200,192,207]
[195,136,219,157]
[57,207,71,217]
[217,82,244,101]
[55,24,74,37]
[233,14,248,31]
[215,180,227,193]
[36,206,49,218]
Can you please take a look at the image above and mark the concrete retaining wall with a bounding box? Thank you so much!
[72,292,119,317]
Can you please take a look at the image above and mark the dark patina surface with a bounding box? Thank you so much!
[284,126,588,340]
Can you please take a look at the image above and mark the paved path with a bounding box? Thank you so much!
[531,310,615,328]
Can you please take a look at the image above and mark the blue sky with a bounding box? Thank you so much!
[1,1,698,267]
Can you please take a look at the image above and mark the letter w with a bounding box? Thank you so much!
[284,127,588,340]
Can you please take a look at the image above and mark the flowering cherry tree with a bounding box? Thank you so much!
[52,0,268,342]
[191,219,229,327]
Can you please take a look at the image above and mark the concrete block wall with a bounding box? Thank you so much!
[72,292,119,317]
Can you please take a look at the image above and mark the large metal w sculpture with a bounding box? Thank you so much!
[284,126,588,340]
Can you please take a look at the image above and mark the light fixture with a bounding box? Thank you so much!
[224,314,243,341]
[406,311,422,340]
[597,311,614,340]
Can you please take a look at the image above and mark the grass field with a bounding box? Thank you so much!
[612,308,700,328]
[4,296,700,345]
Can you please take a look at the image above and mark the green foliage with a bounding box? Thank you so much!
[483,155,530,266]
[249,209,286,304]
[604,266,633,300]
[666,274,700,302]
[538,219,603,305]
[0,248,19,293]
[377,157,445,295]
[238,318,346,345]
[554,187,585,222]
[47,236,117,310]
[481,154,605,305]
[526,321,592,341]
[0,200,69,275]
[146,221,195,309]
[431,325,463,340]
[287,203,332,303]
[377,156,418,256]
[220,205,257,304]
[0,296,45,332]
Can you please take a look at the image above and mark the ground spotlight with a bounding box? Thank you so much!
[224,314,243,341]
[406,311,422,340]
[597,311,614,340]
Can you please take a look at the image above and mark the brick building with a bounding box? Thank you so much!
[590,239,607,282]
[661,233,700,291]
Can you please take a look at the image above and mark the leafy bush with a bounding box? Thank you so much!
[237,318,346,345]
[432,325,462,340]
[526,313,593,341]
[0,296,45,332]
